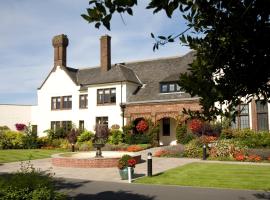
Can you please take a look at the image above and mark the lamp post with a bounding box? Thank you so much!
[120,103,126,129]
[147,152,152,177]
[203,144,207,160]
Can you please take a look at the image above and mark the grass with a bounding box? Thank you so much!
[135,162,270,190]
[0,149,67,163]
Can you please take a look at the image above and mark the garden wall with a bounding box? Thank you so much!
[0,104,33,130]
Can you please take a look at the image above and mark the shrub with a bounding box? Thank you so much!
[176,124,186,143]
[146,122,159,146]
[23,124,38,149]
[117,154,136,169]
[103,143,129,151]
[199,135,217,144]
[246,154,262,162]
[137,143,152,150]
[209,139,246,158]
[220,129,234,139]
[45,128,67,140]
[77,130,94,142]
[154,149,182,158]
[183,139,203,158]
[240,131,270,148]
[49,139,69,149]
[136,120,148,133]
[223,129,270,148]
[37,136,50,148]
[123,123,134,136]
[154,150,169,157]
[188,119,204,135]
[0,131,25,149]
[0,161,65,200]
[209,122,223,136]
[247,149,270,159]
[125,133,151,144]
[108,129,124,145]
[176,124,195,144]
[0,125,10,131]
[76,141,93,151]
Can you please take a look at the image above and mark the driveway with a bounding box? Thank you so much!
[55,178,270,200]
[0,155,199,182]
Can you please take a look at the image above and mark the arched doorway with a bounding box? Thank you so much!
[158,117,177,146]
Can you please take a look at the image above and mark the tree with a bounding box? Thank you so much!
[82,0,270,120]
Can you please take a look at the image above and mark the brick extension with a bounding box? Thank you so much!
[52,155,141,168]
[125,99,201,123]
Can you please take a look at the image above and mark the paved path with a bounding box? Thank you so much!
[0,150,270,183]
[55,178,269,200]
[1,151,270,199]
[0,155,199,182]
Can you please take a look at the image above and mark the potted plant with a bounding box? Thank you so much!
[117,154,136,180]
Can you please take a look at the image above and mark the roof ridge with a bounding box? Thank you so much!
[73,51,194,71]
[123,51,194,65]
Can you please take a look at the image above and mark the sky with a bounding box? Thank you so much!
[0,0,190,105]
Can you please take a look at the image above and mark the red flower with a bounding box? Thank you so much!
[200,136,217,144]
[128,159,136,168]
[247,154,262,162]
[188,119,204,134]
[136,120,148,133]
[154,150,169,157]
[234,153,245,161]
[15,123,26,131]
[126,145,143,152]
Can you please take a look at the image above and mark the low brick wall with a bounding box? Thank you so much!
[52,155,141,168]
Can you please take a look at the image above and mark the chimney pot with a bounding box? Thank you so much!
[52,34,69,67]
[100,35,111,72]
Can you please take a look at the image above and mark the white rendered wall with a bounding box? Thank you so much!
[87,82,127,132]
[36,66,87,136]
[0,104,32,131]
[36,65,133,136]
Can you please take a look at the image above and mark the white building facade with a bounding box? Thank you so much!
[0,34,269,144]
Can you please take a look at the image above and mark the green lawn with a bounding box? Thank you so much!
[0,149,66,163]
[135,163,270,190]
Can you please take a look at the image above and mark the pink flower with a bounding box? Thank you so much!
[15,123,26,131]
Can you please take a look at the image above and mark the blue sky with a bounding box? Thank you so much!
[0,0,190,105]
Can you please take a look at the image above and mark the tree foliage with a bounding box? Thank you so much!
[82,0,270,120]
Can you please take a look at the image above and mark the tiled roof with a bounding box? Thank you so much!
[42,51,196,102]
[77,64,141,85]
[124,51,195,102]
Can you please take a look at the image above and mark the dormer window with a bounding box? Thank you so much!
[160,82,184,93]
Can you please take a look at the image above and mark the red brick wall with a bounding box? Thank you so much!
[52,155,141,168]
[125,99,201,123]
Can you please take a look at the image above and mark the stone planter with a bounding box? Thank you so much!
[119,167,134,180]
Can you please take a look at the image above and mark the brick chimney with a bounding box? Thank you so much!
[52,34,69,67]
[100,35,111,72]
